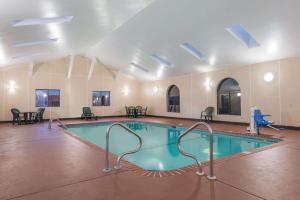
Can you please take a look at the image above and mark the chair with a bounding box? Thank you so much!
[141,107,148,116]
[125,106,130,117]
[254,109,273,134]
[11,108,24,125]
[35,108,45,123]
[200,107,214,122]
[81,107,98,120]
[135,106,143,117]
[128,106,136,118]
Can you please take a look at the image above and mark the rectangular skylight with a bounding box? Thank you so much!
[226,24,260,48]
[12,16,73,27]
[12,52,49,59]
[12,38,59,48]
[180,43,205,60]
[151,54,173,67]
[130,62,149,73]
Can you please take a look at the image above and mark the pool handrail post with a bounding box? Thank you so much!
[48,118,68,130]
[177,122,216,180]
[103,122,142,173]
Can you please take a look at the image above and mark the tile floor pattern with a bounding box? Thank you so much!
[1,117,300,200]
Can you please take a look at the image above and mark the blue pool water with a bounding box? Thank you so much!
[67,121,277,171]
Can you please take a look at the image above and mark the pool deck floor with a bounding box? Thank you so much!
[1,117,300,200]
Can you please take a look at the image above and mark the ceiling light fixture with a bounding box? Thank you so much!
[180,42,205,60]
[12,16,74,27]
[12,38,59,48]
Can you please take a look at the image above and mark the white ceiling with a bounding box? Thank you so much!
[1,0,300,80]
[0,0,154,65]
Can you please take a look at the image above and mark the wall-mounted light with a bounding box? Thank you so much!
[204,79,213,90]
[123,86,129,96]
[237,92,241,97]
[153,86,159,94]
[7,81,17,93]
[264,72,274,82]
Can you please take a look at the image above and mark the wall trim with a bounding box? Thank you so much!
[147,115,300,130]
[1,114,300,131]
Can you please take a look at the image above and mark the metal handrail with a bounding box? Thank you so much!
[177,122,216,180]
[103,122,142,173]
[48,118,68,130]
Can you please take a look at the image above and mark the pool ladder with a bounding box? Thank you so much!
[103,122,142,173]
[177,122,216,180]
[48,118,68,130]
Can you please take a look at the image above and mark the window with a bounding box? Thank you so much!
[167,85,180,113]
[217,78,241,115]
[92,91,111,106]
[35,89,60,107]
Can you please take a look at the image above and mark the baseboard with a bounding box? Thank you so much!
[147,115,300,130]
[0,115,126,124]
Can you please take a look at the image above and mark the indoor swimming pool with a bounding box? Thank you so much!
[67,121,278,171]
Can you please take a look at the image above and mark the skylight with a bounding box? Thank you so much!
[151,54,173,67]
[130,62,149,73]
[180,43,205,60]
[12,52,49,59]
[226,24,260,48]
[12,38,59,48]
[12,16,73,27]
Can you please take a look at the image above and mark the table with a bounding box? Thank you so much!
[21,112,37,124]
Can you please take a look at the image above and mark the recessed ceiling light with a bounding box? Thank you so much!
[226,24,260,48]
[130,62,149,73]
[180,42,205,60]
[151,54,173,68]
[12,38,59,48]
[12,52,49,59]
[12,16,74,27]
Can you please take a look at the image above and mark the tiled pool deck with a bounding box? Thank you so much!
[1,117,300,200]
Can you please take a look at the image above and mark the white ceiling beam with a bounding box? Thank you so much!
[28,62,34,76]
[88,57,96,80]
[96,58,117,80]
[67,55,75,79]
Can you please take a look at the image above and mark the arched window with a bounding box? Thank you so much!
[217,78,241,115]
[167,85,180,113]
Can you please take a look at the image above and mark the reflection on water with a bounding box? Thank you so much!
[167,128,181,156]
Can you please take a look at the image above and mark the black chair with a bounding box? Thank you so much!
[135,106,143,117]
[141,107,148,116]
[11,108,24,125]
[35,108,45,123]
[128,106,136,118]
[200,107,214,122]
[81,107,98,120]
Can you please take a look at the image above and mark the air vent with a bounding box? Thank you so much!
[180,42,205,60]
[226,24,260,48]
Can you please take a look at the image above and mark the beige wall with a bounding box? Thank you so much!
[140,56,300,127]
[0,56,140,121]
[1,55,300,127]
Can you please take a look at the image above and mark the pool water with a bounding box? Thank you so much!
[67,121,277,171]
